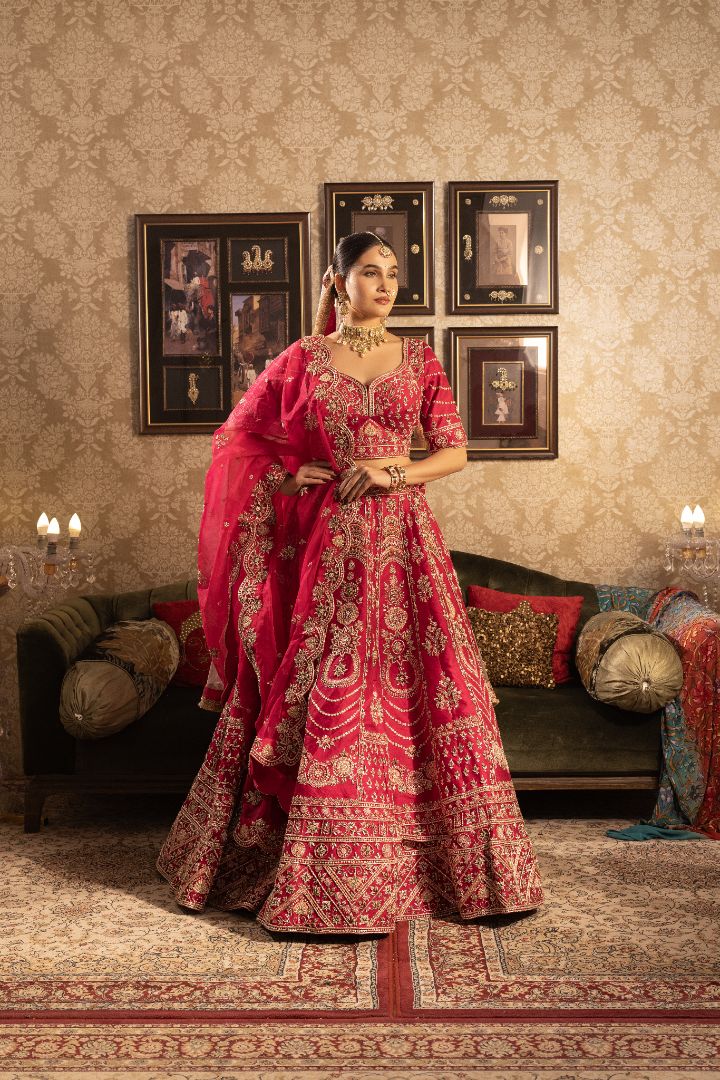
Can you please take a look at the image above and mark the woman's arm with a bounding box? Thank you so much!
[336,449,466,502]
[279,473,301,496]
[403,446,467,484]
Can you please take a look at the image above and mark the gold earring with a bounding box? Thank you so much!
[338,292,350,318]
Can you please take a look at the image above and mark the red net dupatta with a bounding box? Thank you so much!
[196,342,340,715]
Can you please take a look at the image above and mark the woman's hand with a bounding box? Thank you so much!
[322,264,334,291]
[280,460,335,496]
[336,464,392,502]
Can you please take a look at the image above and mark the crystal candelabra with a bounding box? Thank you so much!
[0,513,96,613]
[663,503,719,608]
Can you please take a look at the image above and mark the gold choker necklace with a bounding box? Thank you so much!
[337,319,387,359]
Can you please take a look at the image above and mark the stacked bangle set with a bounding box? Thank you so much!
[383,464,408,492]
[296,463,409,497]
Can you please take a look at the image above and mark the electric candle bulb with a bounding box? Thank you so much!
[45,516,60,569]
[68,514,81,538]
[36,513,49,536]
[692,505,705,529]
[680,506,694,532]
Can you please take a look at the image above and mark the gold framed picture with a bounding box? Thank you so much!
[136,212,311,434]
[449,181,558,314]
[325,182,435,315]
[447,326,558,459]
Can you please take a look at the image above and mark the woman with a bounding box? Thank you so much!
[156,231,544,934]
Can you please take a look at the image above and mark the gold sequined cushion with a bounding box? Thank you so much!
[576,610,683,713]
[466,601,559,689]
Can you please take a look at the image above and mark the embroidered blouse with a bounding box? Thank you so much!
[298,334,467,460]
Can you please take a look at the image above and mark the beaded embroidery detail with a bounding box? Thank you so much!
[299,334,429,461]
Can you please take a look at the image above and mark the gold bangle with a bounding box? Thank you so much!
[383,464,407,492]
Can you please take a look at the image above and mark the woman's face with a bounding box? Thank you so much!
[335,244,399,322]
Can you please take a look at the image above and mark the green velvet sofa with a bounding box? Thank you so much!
[16,551,662,832]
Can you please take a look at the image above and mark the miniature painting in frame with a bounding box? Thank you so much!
[161,239,220,356]
[447,327,558,459]
[325,182,435,315]
[136,212,311,434]
[448,181,558,314]
[229,292,289,407]
[387,324,435,457]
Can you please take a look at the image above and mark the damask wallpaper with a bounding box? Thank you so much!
[1,0,719,799]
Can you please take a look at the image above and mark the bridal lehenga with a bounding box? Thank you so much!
[156,335,544,933]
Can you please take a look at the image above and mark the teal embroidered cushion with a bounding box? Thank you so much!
[60,619,180,739]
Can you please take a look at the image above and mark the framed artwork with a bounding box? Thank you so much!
[136,212,311,434]
[387,324,436,458]
[325,182,435,314]
[229,292,289,407]
[447,327,558,459]
[448,181,558,314]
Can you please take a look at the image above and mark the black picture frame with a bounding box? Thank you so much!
[324,182,435,315]
[136,212,311,434]
[449,181,558,314]
[447,326,558,459]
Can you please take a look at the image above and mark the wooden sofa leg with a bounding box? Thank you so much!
[24,779,46,833]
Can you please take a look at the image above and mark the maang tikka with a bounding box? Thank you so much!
[375,238,393,257]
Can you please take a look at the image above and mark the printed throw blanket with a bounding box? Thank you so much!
[596,585,720,839]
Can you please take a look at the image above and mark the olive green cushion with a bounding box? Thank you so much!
[17,580,197,775]
[60,619,179,739]
[576,611,683,714]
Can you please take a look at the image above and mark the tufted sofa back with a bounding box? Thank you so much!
[84,579,198,627]
[449,550,600,634]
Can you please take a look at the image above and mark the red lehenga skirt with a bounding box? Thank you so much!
[156,485,544,933]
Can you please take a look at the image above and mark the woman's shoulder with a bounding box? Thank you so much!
[289,332,427,346]
[262,338,316,369]
[400,335,436,372]
[291,335,335,370]
[294,334,328,353]
[392,332,434,352]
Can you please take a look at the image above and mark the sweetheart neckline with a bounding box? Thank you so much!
[322,336,408,389]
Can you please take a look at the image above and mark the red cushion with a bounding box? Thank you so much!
[466,585,584,685]
[151,600,211,687]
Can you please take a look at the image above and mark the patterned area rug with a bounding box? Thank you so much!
[1,801,719,1023]
[0,808,389,1020]
[1,1020,719,1077]
[395,818,720,1018]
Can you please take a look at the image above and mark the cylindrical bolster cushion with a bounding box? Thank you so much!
[576,610,683,713]
[60,618,179,738]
